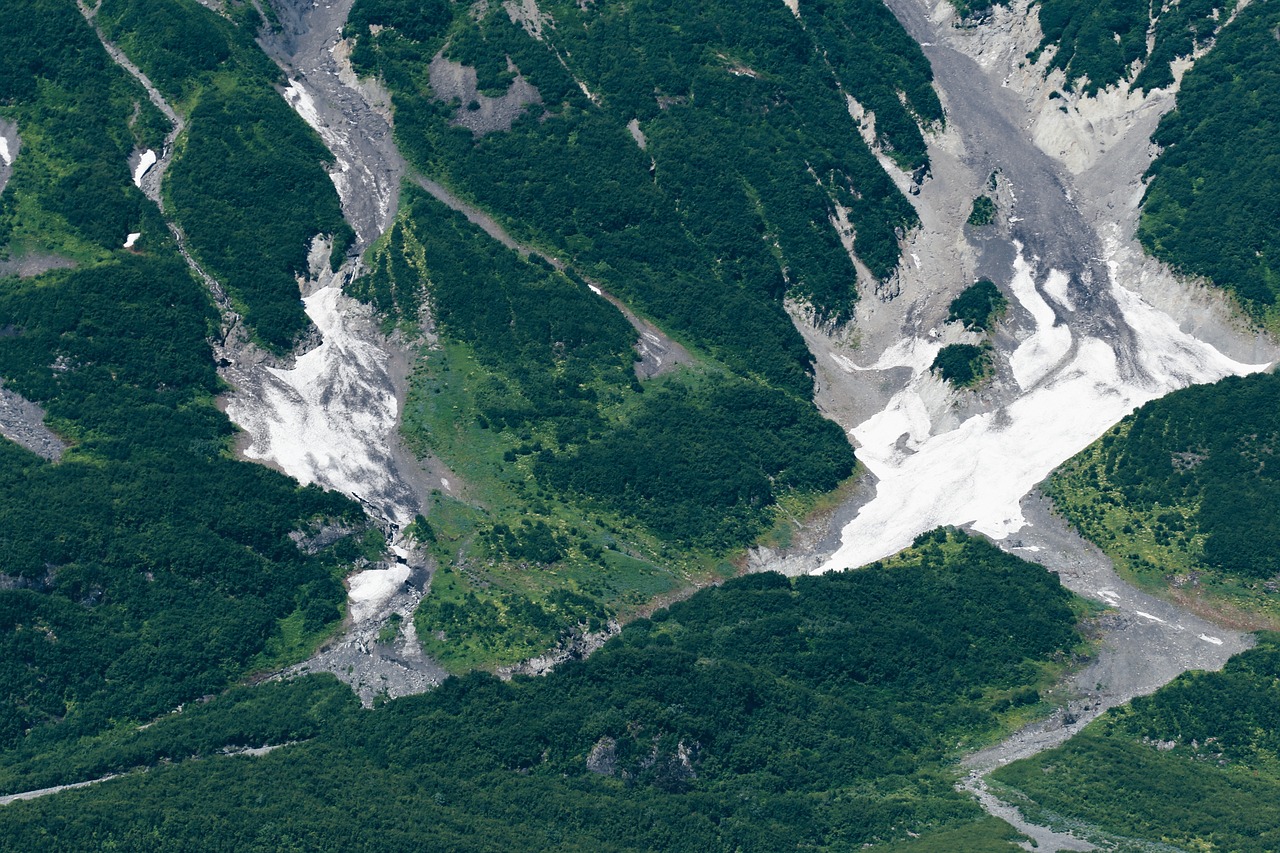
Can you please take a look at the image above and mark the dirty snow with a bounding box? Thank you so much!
[818,246,1268,572]
[225,282,411,527]
[348,562,412,625]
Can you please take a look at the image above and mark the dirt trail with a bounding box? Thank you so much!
[0,774,120,808]
[412,176,693,378]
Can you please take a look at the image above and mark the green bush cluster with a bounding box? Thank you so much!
[947,279,1006,331]
[931,342,990,387]
[966,195,996,227]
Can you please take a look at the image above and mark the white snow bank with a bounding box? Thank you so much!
[225,284,411,527]
[132,149,156,187]
[123,232,141,249]
[348,563,411,624]
[284,79,323,134]
[1007,247,1072,389]
[817,246,1268,572]
[0,137,10,166]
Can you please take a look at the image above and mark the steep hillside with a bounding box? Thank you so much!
[0,0,370,756]
[316,0,960,665]
[1139,0,1280,318]
[0,534,1084,851]
[1047,373,1280,625]
[87,0,353,350]
[992,634,1280,851]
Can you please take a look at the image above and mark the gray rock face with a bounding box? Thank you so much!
[0,381,66,461]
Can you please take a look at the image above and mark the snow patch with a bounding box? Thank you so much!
[1007,245,1072,390]
[225,283,412,527]
[1042,268,1075,312]
[1135,610,1168,624]
[132,149,157,187]
[123,232,141,249]
[0,137,9,166]
[1199,633,1224,645]
[783,0,799,18]
[348,562,412,624]
[817,246,1267,572]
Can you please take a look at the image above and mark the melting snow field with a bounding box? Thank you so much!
[818,246,1270,572]
[225,283,411,528]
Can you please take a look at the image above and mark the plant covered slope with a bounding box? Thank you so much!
[0,532,1082,851]
[1032,0,1234,94]
[360,187,855,670]
[0,0,370,758]
[1138,0,1280,315]
[1047,373,1280,623]
[348,0,939,394]
[947,278,1007,331]
[0,0,166,261]
[992,633,1280,852]
[89,0,353,350]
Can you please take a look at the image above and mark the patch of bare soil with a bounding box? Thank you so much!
[428,52,543,137]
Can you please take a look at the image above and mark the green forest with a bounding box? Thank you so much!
[347,0,939,392]
[930,280,1005,387]
[1047,372,1280,622]
[1138,0,1280,317]
[354,186,855,669]
[1031,0,1233,94]
[993,634,1280,852]
[334,0,949,669]
[91,0,352,349]
[0,532,1084,851]
[0,0,371,766]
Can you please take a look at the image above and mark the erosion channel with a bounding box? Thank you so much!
[772,0,1279,847]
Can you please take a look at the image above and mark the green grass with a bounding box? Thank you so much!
[1045,425,1280,628]
[877,816,1028,851]
[402,340,718,671]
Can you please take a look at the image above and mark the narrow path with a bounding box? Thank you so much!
[0,775,119,808]
[412,175,694,377]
